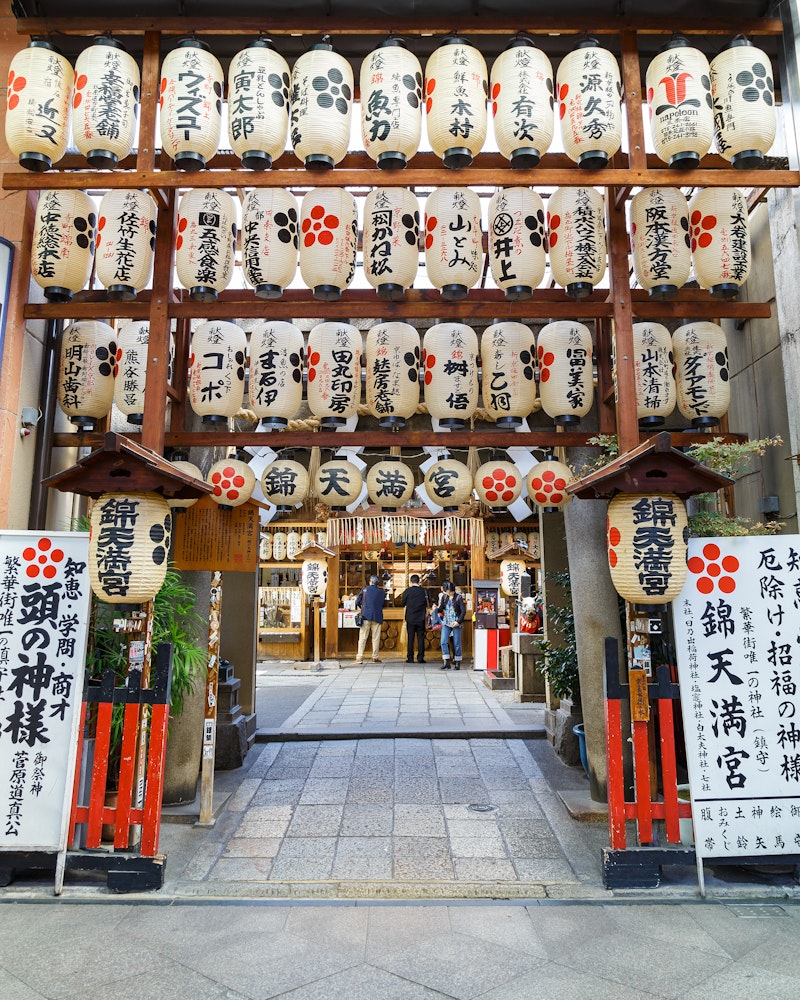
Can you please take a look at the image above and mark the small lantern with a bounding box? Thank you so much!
[73,36,140,169]
[422,323,479,429]
[260,458,309,512]
[261,533,272,559]
[273,531,287,560]
[425,33,487,169]
[424,187,482,300]
[96,189,157,300]
[362,187,419,300]
[228,37,290,170]
[188,320,247,425]
[607,493,688,606]
[5,40,72,171]
[306,322,362,428]
[32,189,96,302]
[481,322,537,428]
[673,321,730,428]
[527,531,540,559]
[557,38,622,169]
[241,188,298,299]
[486,531,500,556]
[208,455,256,509]
[167,454,203,512]
[646,36,713,169]
[361,36,423,169]
[688,187,751,298]
[314,460,363,511]
[299,188,358,300]
[491,33,554,169]
[367,458,415,510]
[424,459,473,512]
[537,321,594,426]
[159,37,223,171]
[474,460,523,510]
[710,36,776,168]
[488,188,547,300]
[175,188,237,301]
[286,530,301,560]
[365,322,420,430]
[113,320,149,425]
[526,461,573,513]
[290,36,353,169]
[500,558,527,598]
[301,558,329,598]
[630,187,691,300]
[248,321,304,428]
[631,323,676,427]
[58,320,117,430]
[547,186,606,298]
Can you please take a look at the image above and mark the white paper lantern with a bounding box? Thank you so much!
[557,38,622,169]
[290,36,353,169]
[58,320,117,430]
[188,321,247,425]
[73,36,140,169]
[361,37,423,169]
[367,459,415,510]
[207,456,256,509]
[688,187,751,298]
[241,188,298,299]
[500,558,528,598]
[631,323,676,427]
[5,40,72,172]
[481,322,537,427]
[488,187,547,299]
[175,188,237,301]
[710,36,776,168]
[425,33,487,168]
[167,455,203,512]
[424,459,473,511]
[96,189,156,300]
[159,38,223,170]
[475,461,523,510]
[630,187,691,300]
[249,321,304,427]
[607,493,688,606]
[260,459,309,511]
[362,187,419,300]
[547,186,606,298]
[365,322,420,429]
[491,33,554,168]
[314,459,363,510]
[286,531,301,561]
[673,321,730,428]
[272,531,287,560]
[424,187,482,300]
[537,321,594,425]
[89,492,171,604]
[646,36,713,169]
[306,322,362,427]
[526,461,573,512]
[422,323,479,428]
[32,190,96,302]
[299,188,358,300]
[228,37,290,170]
[113,321,149,425]
[302,558,328,598]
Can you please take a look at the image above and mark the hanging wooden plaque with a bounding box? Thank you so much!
[173,496,259,572]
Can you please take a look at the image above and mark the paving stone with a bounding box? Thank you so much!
[209,856,273,881]
[500,821,564,858]
[340,803,394,836]
[438,778,492,804]
[346,777,394,804]
[252,779,305,806]
[513,858,579,882]
[393,779,441,804]
[453,858,519,881]
[298,778,350,805]
[223,837,283,859]
[286,804,344,837]
[235,819,292,839]
[332,838,393,878]
[449,834,507,858]
[394,804,446,837]
[308,757,355,778]
[393,838,455,881]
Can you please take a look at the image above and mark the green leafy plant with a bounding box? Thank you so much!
[536,570,580,701]
[571,434,620,477]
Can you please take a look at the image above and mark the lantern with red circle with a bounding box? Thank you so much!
[32,190,96,302]
[424,187,483,300]
[422,323,479,429]
[424,33,488,169]
[630,187,691,300]
[490,33,554,169]
[607,493,688,606]
[710,36,776,168]
[58,320,118,431]
[207,455,256,510]
[159,38,223,170]
[306,322,362,428]
[688,187,751,298]
[241,188,299,299]
[488,188,547,299]
[673,321,730,428]
[362,187,419,300]
[475,461,523,511]
[646,36,713,169]
[175,188,237,301]
[73,36,140,169]
[526,461,573,513]
[481,322,537,428]
[96,189,157,300]
[249,321,304,428]
[537,321,594,426]
[188,321,247,425]
[5,40,72,171]
[290,36,353,169]
[424,459,473,512]
[631,323,676,427]
[228,37,290,170]
[365,322,420,429]
[547,186,606,298]
[557,38,622,169]
[299,188,358,300]
[361,37,423,169]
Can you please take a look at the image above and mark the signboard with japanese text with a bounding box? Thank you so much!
[172,496,259,572]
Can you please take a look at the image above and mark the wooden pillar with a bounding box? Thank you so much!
[325,548,340,659]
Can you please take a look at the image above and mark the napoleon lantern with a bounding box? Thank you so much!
[630,187,691,300]
[547,187,606,298]
[481,322,537,428]
[365,322,420,429]
[488,188,547,299]
[425,33,488,169]
[290,36,353,169]
[362,187,419,300]
[241,188,299,299]
[32,190,96,302]
[159,37,223,170]
[96,189,157,300]
[490,33,554,169]
[557,38,622,169]
[646,35,713,169]
[5,40,72,171]
[228,37,290,170]
[361,36,423,169]
[73,36,140,169]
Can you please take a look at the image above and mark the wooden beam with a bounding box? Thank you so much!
[620,30,648,174]
[607,187,640,455]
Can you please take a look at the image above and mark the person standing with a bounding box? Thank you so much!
[438,580,466,670]
[355,575,386,664]
[401,573,429,663]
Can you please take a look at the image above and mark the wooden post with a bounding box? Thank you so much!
[313,595,322,666]
[198,570,222,826]
[130,600,154,849]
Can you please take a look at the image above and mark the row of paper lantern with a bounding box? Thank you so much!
[7,32,775,174]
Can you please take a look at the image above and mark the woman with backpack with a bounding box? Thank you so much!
[437,581,466,670]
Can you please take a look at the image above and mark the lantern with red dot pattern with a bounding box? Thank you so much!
[488,188,547,299]
[96,189,157,300]
[475,461,523,511]
[422,323,479,429]
[710,36,776,169]
[73,36,140,169]
[175,188,237,302]
[207,455,256,510]
[526,461,573,513]
[424,187,483,300]
[159,38,223,170]
[361,37,423,170]
[490,33,554,169]
[58,321,118,431]
[646,36,713,169]
[547,187,606,298]
[630,187,691,300]
[537,321,594,426]
[688,187,751,298]
[32,190,96,302]
[557,38,622,170]
[5,40,72,171]
[299,188,358,300]
[481,322,537,428]
[306,322,362,428]
[424,33,487,169]
[607,493,688,606]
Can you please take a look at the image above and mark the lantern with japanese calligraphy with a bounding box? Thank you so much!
[425,33,488,169]
[301,558,329,598]
[248,320,304,428]
[228,37,290,170]
[58,320,117,430]
[424,459,472,512]
[488,188,547,300]
[362,187,419,300]
[424,187,482,300]
[673,321,730,428]
[537,321,594,426]
[159,37,223,170]
[32,189,96,302]
[422,323,479,429]
[630,187,691,300]
[527,531,540,559]
[607,493,688,606]
[365,322,420,429]
[500,558,527,598]
[207,455,256,510]
[631,322,676,427]
[547,186,606,298]
[299,188,358,300]
[313,459,363,511]
[481,322,537,428]
[175,188,237,301]
[260,458,309,512]
[166,453,203,513]
[73,36,140,169]
[95,189,157,300]
[113,320,149,425]
[688,187,751,298]
[557,38,622,169]
[188,320,247,425]
[290,36,353,169]
[272,531,287,560]
[646,36,713,169]
[260,533,272,559]
[367,458,415,511]
[286,530,302,560]
[306,322,362,428]
[241,188,298,299]
[710,36,776,168]
[526,461,573,513]
[490,33,554,169]
[475,461,523,511]
[360,37,423,169]
[5,40,72,171]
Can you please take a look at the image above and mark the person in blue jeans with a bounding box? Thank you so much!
[437,581,466,670]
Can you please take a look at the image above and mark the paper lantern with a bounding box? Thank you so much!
[241,188,298,299]
[188,321,247,425]
[630,187,691,300]
[159,38,223,170]
[500,558,528,598]
[208,456,256,509]
[58,320,117,430]
[361,37,423,169]
[306,322,362,427]
[290,36,353,169]
[96,189,156,300]
[302,558,329,598]
[547,186,606,298]
[646,36,713,169]
[425,33,487,168]
[365,322,420,429]
[557,38,622,169]
[424,459,473,512]
[5,40,72,171]
[490,33,554,169]
[485,531,500,556]
[367,459,415,510]
[481,322,537,428]
[474,461,523,510]
[89,492,172,604]
[710,36,776,168]
[313,460,363,511]
[688,187,750,298]
[175,188,237,301]
[167,455,203,512]
[488,188,547,299]
[261,533,273,559]
[424,187,483,300]
[73,36,140,169]
[228,37,290,170]
[301,531,315,548]
[299,188,358,300]
[32,190,96,302]
[286,531,301,560]
[113,320,149,425]
[607,493,688,606]
[537,321,594,426]
[260,459,309,511]
[362,187,419,300]
[248,321,304,427]
[673,322,730,428]
[527,531,540,559]
[272,531,287,560]
[422,323,479,428]
[631,323,676,427]
[526,461,573,512]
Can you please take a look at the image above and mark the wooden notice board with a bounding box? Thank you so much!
[172,496,260,572]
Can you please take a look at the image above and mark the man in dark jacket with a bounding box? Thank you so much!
[355,575,386,664]
[401,573,430,663]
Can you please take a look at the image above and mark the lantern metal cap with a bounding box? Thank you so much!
[255,282,283,299]
[29,38,62,54]
[310,34,337,52]
[379,35,409,50]
[90,35,127,51]
[174,151,207,172]
[647,282,678,300]
[174,36,211,52]
[669,150,701,170]
[106,282,136,300]
[731,149,765,169]
[505,31,537,51]
[510,149,541,170]
[724,34,754,50]
[660,34,692,52]
[242,150,273,170]
[247,35,276,51]
[576,36,601,49]
[377,281,406,300]
[377,151,408,171]
[440,32,471,47]
[443,147,473,169]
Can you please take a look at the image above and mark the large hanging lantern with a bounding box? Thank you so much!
[207,455,256,509]
[313,460,363,511]
[365,322,420,429]
[481,322,537,428]
[424,459,473,512]
[367,458,415,510]
[710,36,776,168]
[362,187,419,300]
[646,36,713,169]
[500,558,528,598]
[260,458,309,512]
[547,187,606,298]
[361,37,423,169]
[688,187,750,298]
[488,188,547,300]
[301,558,329,598]
[631,322,676,427]
[167,454,203,512]
[425,33,487,169]
[673,322,730,428]
[113,320,149,425]
[58,320,117,430]
[526,461,573,513]
[475,460,523,510]
[32,190,96,302]
[422,323,479,429]
[290,36,353,169]
[241,188,298,299]
[299,188,358,300]
[630,187,691,300]
[96,189,156,300]
[249,321,304,428]
[89,492,172,604]
[607,493,688,606]
[228,37,290,170]
[424,187,482,300]
[557,38,622,169]
[159,37,223,171]
[537,321,594,426]
[175,188,237,301]
[490,33,554,169]
[5,40,72,171]
[73,36,140,169]
[188,320,247,425]
[306,322,362,428]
